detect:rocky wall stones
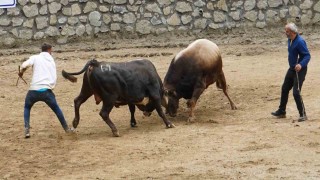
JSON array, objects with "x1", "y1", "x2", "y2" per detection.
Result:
[
  {"x1": 0, "y1": 0, "x2": 319, "y2": 43},
  {"x1": 22, "y1": 5, "x2": 39, "y2": 18}
]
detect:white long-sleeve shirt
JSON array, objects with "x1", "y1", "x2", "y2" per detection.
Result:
[{"x1": 21, "y1": 52, "x2": 57, "y2": 90}]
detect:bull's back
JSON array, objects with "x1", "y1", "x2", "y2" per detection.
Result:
[
  {"x1": 123, "y1": 59, "x2": 160, "y2": 83},
  {"x1": 125, "y1": 59, "x2": 157, "y2": 73},
  {"x1": 164, "y1": 39, "x2": 223, "y2": 98},
  {"x1": 174, "y1": 39, "x2": 222, "y2": 72},
  {"x1": 90, "y1": 59, "x2": 162, "y2": 105},
  {"x1": 99, "y1": 59, "x2": 157, "y2": 77},
  {"x1": 116, "y1": 59, "x2": 161, "y2": 92}
]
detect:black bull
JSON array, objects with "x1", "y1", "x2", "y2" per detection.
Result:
[{"x1": 62, "y1": 59, "x2": 174, "y2": 137}]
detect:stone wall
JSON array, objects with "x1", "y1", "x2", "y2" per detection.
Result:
[{"x1": 1, "y1": 0, "x2": 320, "y2": 46}]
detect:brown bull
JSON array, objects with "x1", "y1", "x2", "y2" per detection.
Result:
[{"x1": 163, "y1": 39, "x2": 237, "y2": 122}]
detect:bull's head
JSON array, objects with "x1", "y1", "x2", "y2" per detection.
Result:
[{"x1": 164, "y1": 88, "x2": 179, "y2": 117}]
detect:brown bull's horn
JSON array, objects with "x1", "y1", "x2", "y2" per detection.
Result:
[{"x1": 172, "y1": 90, "x2": 177, "y2": 97}]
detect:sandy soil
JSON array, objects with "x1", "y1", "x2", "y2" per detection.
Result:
[{"x1": 1, "y1": 29, "x2": 320, "y2": 179}]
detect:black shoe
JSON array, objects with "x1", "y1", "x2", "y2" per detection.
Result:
[
  {"x1": 298, "y1": 115, "x2": 308, "y2": 122},
  {"x1": 271, "y1": 109, "x2": 286, "y2": 118},
  {"x1": 25, "y1": 128, "x2": 30, "y2": 139}
]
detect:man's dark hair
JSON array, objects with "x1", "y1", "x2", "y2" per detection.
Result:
[{"x1": 41, "y1": 43, "x2": 52, "y2": 52}]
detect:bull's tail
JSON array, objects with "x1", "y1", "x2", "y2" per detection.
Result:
[{"x1": 62, "y1": 59, "x2": 99, "y2": 83}]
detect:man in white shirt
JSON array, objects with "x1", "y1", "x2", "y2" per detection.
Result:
[{"x1": 19, "y1": 43, "x2": 73, "y2": 138}]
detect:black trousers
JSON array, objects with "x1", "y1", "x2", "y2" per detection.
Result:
[{"x1": 279, "y1": 67, "x2": 307, "y2": 116}]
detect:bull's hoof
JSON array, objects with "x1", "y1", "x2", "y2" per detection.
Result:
[
  {"x1": 187, "y1": 100, "x2": 195, "y2": 108},
  {"x1": 130, "y1": 122, "x2": 137, "y2": 128},
  {"x1": 167, "y1": 123, "x2": 175, "y2": 128},
  {"x1": 230, "y1": 103, "x2": 237, "y2": 110},
  {"x1": 72, "y1": 121, "x2": 79, "y2": 129},
  {"x1": 187, "y1": 116, "x2": 195, "y2": 123},
  {"x1": 112, "y1": 130, "x2": 120, "y2": 137}
]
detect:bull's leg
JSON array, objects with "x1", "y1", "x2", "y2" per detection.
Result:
[
  {"x1": 128, "y1": 104, "x2": 137, "y2": 127},
  {"x1": 73, "y1": 74, "x2": 93, "y2": 128},
  {"x1": 150, "y1": 92, "x2": 175, "y2": 128},
  {"x1": 73, "y1": 93, "x2": 92, "y2": 128},
  {"x1": 187, "y1": 78, "x2": 206, "y2": 122},
  {"x1": 217, "y1": 71, "x2": 237, "y2": 110},
  {"x1": 100, "y1": 104, "x2": 119, "y2": 137},
  {"x1": 155, "y1": 101, "x2": 175, "y2": 128}
]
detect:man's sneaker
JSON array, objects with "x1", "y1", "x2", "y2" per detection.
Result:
[
  {"x1": 25, "y1": 128, "x2": 30, "y2": 138},
  {"x1": 271, "y1": 109, "x2": 286, "y2": 118},
  {"x1": 298, "y1": 115, "x2": 308, "y2": 122},
  {"x1": 65, "y1": 127, "x2": 75, "y2": 133}
]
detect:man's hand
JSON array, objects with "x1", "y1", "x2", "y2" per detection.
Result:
[
  {"x1": 295, "y1": 64, "x2": 302, "y2": 72},
  {"x1": 16, "y1": 66, "x2": 28, "y2": 86},
  {"x1": 18, "y1": 72, "x2": 23, "y2": 77},
  {"x1": 18, "y1": 67, "x2": 26, "y2": 77}
]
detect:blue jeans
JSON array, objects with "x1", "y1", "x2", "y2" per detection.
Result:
[{"x1": 24, "y1": 89, "x2": 68, "y2": 130}]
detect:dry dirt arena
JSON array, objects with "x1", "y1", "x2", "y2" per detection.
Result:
[{"x1": 1, "y1": 29, "x2": 320, "y2": 179}]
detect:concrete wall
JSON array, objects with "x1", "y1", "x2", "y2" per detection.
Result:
[{"x1": 1, "y1": 0, "x2": 320, "y2": 46}]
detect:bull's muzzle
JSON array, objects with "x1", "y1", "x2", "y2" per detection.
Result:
[
  {"x1": 168, "y1": 112, "x2": 177, "y2": 117},
  {"x1": 143, "y1": 111, "x2": 152, "y2": 117}
]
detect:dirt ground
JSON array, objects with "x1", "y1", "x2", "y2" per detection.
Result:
[{"x1": 1, "y1": 28, "x2": 320, "y2": 179}]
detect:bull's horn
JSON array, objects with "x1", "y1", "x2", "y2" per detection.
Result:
[{"x1": 164, "y1": 89, "x2": 169, "y2": 96}]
